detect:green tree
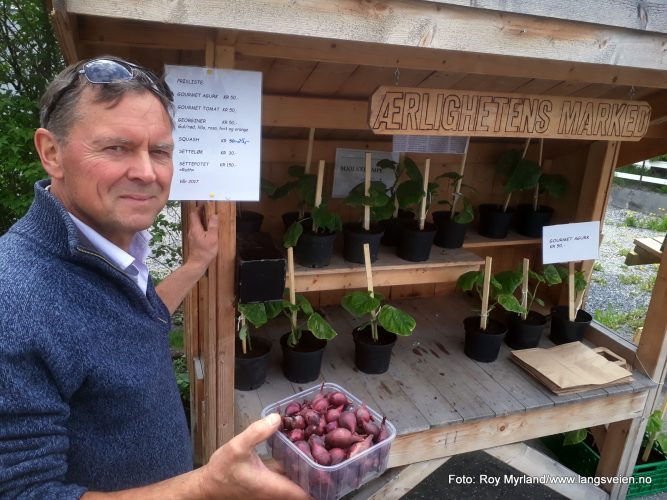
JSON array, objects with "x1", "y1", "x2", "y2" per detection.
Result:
[{"x1": 0, "y1": 1, "x2": 65, "y2": 234}]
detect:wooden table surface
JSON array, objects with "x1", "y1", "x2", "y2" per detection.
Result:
[{"x1": 235, "y1": 294, "x2": 655, "y2": 456}]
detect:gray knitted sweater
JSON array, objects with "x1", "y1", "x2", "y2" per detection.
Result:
[{"x1": 0, "y1": 180, "x2": 192, "y2": 498}]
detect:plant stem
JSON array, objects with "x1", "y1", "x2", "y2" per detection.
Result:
[
  {"x1": 451, "y1": 137, "x2": 470, "y2": 219},
  {"x1": 502, "y1": 192, "x2": 512, "y2": 213}
]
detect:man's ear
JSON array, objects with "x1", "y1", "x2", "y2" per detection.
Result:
[{"x1": 34, "y1": 128, "x2": 64, "y2": 179}]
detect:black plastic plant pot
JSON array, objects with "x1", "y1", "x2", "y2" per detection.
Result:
[
  {"x1": 343, "y1": 222, "x2": 384, "y2": 264},
  {"x1": 463, "y1": 316, "x2": 508, "y2": 362},
  {"x1": 514, "y1": 204, "x2": 554, "y2": 238},
  {"x1": 235, "y1": 337, "x2": 271, "y2": 391},
  {"x1": 380, "y1": 210, "x2": 415, "y2": 246},
  {"x1": 294, "y1": 230, "x2": 337, "y2": 268},
  {"x1": 432, "y1": 210, "x2": 470, "y2": 249},
  {"x1": 280, "y1": 331, "x2": 327, "y2": 383},
  {"x1": 549, "y1": 305, "x2": 593, "y2": 345},
  {"x1": 281, "y1": 211, "x2": 311, "y2": 231},
  {"x1": 396, "y1": 221, "x2": 436, "y2": 262},
  {"x1": 352, "y1": 325, "x2": 397, "y2": 374},
  {"x1": 477, "y1": 204, "x2": 514, "y2": 239},
  {"x1": 505, "y1": 311, "x2": 547, "y2": 350},
  {"x1": 236, "y1": 210, "x2": 264, "y2": 234}
]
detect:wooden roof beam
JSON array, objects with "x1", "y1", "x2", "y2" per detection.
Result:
[{"x1": 66, "y1": 0, "x2": 667, "y2": 81}]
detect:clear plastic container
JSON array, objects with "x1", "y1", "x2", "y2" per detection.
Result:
[{"x1": 261, "y1": 382, "x2": 396, "y2": 500}]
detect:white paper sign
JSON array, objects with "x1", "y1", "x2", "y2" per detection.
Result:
[
  {"x1": 542, "y1": 221, "x2": 600, "y2": 264},
  {"x1": 164, "y1": 65, "x2": 262, "y2": 201},
  {"x1": 332, "y1": 149, "x2": 399, "y2": 198}
]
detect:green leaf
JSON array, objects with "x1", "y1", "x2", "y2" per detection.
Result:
[
  {"x1": 453, "y1": 198, "x2": 474, "y2": 224},
  {"x1": 535, "y1": 297, "x2": 545, "y2": 307},
  {"x1": 497, "y1": 294, "x2": 527, "y2": 314},
  {"x1": 238, "y1": 303, "x2": 268, "y2": 328},
  {"x1": 263, "y1": 300, "x2": 284, "y2": 320},
  {"x1": 295, "y1": 174, "x2": 317, "y2": 207},
  {"x1": 435, "y1": 171, "x2": 462, "y2": 183},
  {"x1": 372, "y1": 201, "x2": 395, "y2": 222},
  {"x1": 563, "y1": 429, "x2": 588, "y2": 446},
  {"x1": 496, "y1": 149, "x2": 523, "y2": 178},
  {"x1": 377, "y1": 158, "x2": 398, "y2": 171},
  {"x1": 312, "y1": 204, "x2": 342, "y2": 233},
  {"x1": 494, "y1": 270, "x2": 524, "y2": 295},
  {"x1": 341, "y1": 291, "x2": 381, "y2": 318},
  {"x1": 377, "y1": 304, "x2": 416, "y2": 336},
  {"x1": 307, "y1": 312, "x2": 337, "y2": 340},
  {"x1": 555, "y1": 265, "x2": 569, "y2": 281},
  {"x1": 238, "y1": 323, "x2": 249, "y2": 342},
  {"x1": 260, "y1": 178, "x2": 277, "y2": 197},
  {"x1": 528, "y1": 269, "x2": 545, "y2": 284},
  {"x1": 297, "y1": 294, "x2": 314, "y2": 315},
  {"x1": 540, "y1": 174, "x2": 569, "y2": 199},
  {"x1": 283, "y1": 221, "x2": 303, "y2": 248},
  {"x1": 489, "y1": 276, "x2": 503, "y2": 292},
  {"x1": 503, "y1": 159, "x2": 542, "y2": 193},
  {"x1": 543, "y1": 264, "x2": 562, "y2": 286},
  {"x1": 404, "y1": 157, "x2": 422, "y2": 182},
  {"x1": 396, "y1": 179, "x2": 425, "y2": 209},
  {"x1": 647, "y1": 410, "x2": 663, "y2": 434},
  {"x1": 574, "y1": 271, "x2": 588, "y2": 293},
  {"x1": 456, "y1": 271, "x2": 483, "y2": 292},
  {"x1": 270, "y1": 180, "x2": 297, "y2": 200}
]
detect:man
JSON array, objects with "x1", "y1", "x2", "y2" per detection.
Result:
[{"x1": 0, "y1": 57, "x2": 307, "y2": 499}]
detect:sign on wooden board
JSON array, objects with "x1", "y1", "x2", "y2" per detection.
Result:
[
  {"x1": 542, "y1": 221, "x2": 600, "y2": 264},
  {"x1": 369, "y1": 86, "x2": 651, "y2": 141}
]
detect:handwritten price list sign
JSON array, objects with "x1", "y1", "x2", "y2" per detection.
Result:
[
  {"x1": 165, "y1": 65, "x2": 262, "y2": 201},
  {"x1": 542, "y1": 221, "x2": 600, "y2": 264}
]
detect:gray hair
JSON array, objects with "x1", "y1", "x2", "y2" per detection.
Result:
[{"x1": 39, "y1": 56, "x2": 174, "y2": 143}]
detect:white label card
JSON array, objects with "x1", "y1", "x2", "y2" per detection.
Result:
[
  {"x1": 332, "y1": 149, "x2": 399, "y2": 198},
  {"x1": 542, "y1": 221, "x2": 600, "y2": 264},
  {"x1": 165, "y1": 65, "x2": 262, "y2": 201}
]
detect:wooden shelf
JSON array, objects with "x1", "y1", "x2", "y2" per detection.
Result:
[
  {"x1": 294, "y1": 246, "x2": 483, "y2": 292},
  {"x1": 462, "y1": 231, "x2": 541, "y2": 248}
]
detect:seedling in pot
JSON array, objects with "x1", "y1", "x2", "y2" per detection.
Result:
[
  {"x1": 344, "y1": 153, "x2": 393, "y2": 229},
  {"x1": 341, "y1": 244, "x2": 416, "y2": 342},
  {"x1": 515, "y1": 260, "x2": 563, "y2": 319},
  {"x1": 283, "y1": 160, "x2": 342, "y2": 248},
  {"x1": 435, "y1": 137, "x2": 475, "y2": 223},
  {"x1": 237, "y1": 300, "x2": 283, "y2": 355},
  {"x1": 527, "y1": 139, "x2": 569, "y2": 211},
  {"x1": 496, "y1": 139, "x2": 542, "y2": 212},
  {"x1": 554, "y1": 263, "x2": 588, "y2": 321},
  {"x1": 376, "y1": 155, "x2": 438, "y2": 219},
  {"x1": 456, "y1": 257, "x2": 528, "y2": 330}
]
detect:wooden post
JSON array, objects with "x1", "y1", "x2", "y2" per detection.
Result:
[{"x1": 568, "y1": 262, "x2": 576, "y2": 321}]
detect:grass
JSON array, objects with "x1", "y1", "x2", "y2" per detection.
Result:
[
  {"x1": 592, "y1": 275, "x2": 607, "y2": 285},
  {"x1": 594, "y1": 307, "x2": 647, "y2": 332},
  {"x1": 624, "y1": 209, "x2": 667, "y2": 232},
  {"x1": 619, "y1": 248, "x2": 630, "y2": 257},
  {"x1": 619, "y1": 274, "x2": 643, "y2": 285},
  {"x1": 641, "y1": 275, "x2": 657, "y2": 293},
  {"x1": 593, "y1": 262, "x2": 603, "y2": 272}
]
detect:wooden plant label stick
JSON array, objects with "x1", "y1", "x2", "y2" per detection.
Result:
[
  {"x1": 305, "y1": 127, "x2": 315, "y2": 174},
  {"x1": 503, "y1": 138, "x2": 531, "y2": 212},
  {"x1": 314, "y1": 160, "x2": 325, "y2": 208},
  {"x1": 480, "y1": 256, "x2": 492, "y2": 331},
  {"x1": 363, "y1": 243, "x2": 374, "y2": 296},
  {"x1": 363, "y1": 152, "x2": 372, "y2": 231},
  {"x1": 419, "y1": 158, "x2": 430, "y2": 230},
  {"x1": 568, "y1": 261, "x2": 576, "y2": 321},
  {"x1": 521, "y1": 258, "x2": 529, "y2": 320},
  {"x1": 287, "y1": 247, "x2": 297, "y2": 327},
  {"x1": 450, "y1": 137, "x2": 470, "y2": 219},
  {"x1": 533, "y1": 138, "x2": 544, "y2": 211}
]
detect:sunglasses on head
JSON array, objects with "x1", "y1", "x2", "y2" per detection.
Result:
[{"x1": 43, "y1": 58, "x2": 174, "y2": 128}]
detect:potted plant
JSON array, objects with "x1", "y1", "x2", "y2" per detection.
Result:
[
  {"x1": 505, "y1": 261, "x2": 562, "y2": 349},
  {"x1": 456, "y1": 257, "x2": 527, "y2": 362},
  {"x1": 432, "y1": 171, "x2": 475, "y2": 248},
  {"x1": 235, "y1": 300, "x2": 283, "y2": 391},
  {"x1": 375, "y1": 156, "x2": 421, "y2": 246},
  {"x1": 478, "y1": 141, "x2": 541, "y2": 239},
  {"x1": 341, "y1": 289, "x2": 416, "y2": 374},
  {"x1": 549, "y1": 265, "x2": 592, "y2": 345},
  {"x1": 264, "y1": 164, "x2": 317, "y2": 229},
  {"x1": 515, "y1": 172, "x2": 569, "y2": 238},
  {"x1": 395, "y1": 158, "x2": 439, "y2": 262},
  {"x1": 342, "y1": 168, "x2": 393, "y2": 263},
  {"x1": 283, "y1": 161, "x2": 342, "y2": 268}
]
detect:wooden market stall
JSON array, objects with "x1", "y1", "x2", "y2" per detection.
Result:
[{"x1": 48, "y1": 1, "x2": 667, "y2": 498}]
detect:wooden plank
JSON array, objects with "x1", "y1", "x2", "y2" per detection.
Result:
[
  {"x1": 486, "y1": 443, "x2": 608, "y2": 500},
  {"x1": 575, "y1": 141, "x2": 620, "y2": 222},
  {"x1": 262, "y1": 95, "x2": 368, "y2": 130},
  {"x1": 634, "y1": 237, "x2": 663, "y2": 258},
  {"x1": 47, "y1": 1, "x2": 79, "y2": 64},
  {"x1": 370, "y1": 86, "x2": 650, "y2": 141},
  {"x1": 67, "y1": 2, "x2": 667, "y2": 86},
  {"x1": 387, "y1": 390, "x2": 648, "y2": 468},
  {"x1": 422, "y1": 0, "x2": 667, "y2": 34},
  {"x1": 298, "y1": 62, "x2": 358, "y2": 96}
]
